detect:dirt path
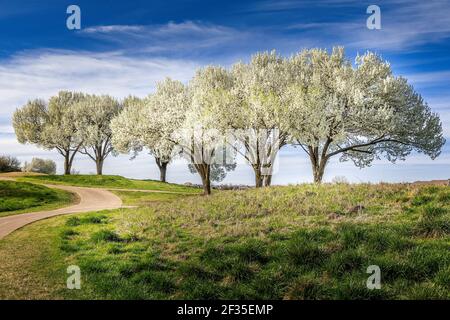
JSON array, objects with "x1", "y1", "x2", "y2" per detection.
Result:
[{"x1": 0, "y1": 184, "x2": 122, "y2": 240}]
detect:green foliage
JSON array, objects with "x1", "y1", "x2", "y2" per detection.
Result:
[{"x1": 0, "y1": 181, "x2": 73, "y2": 216}]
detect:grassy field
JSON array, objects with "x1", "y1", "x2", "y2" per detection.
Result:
[
  {"x1": 112, "y1": 190, "x2": 197, "y2": 206},
  {"x1": 19, "y1": 174, "x2": 200, "y2": 194},
  {"x1": 0, "y1": 183, "x2": 449, "y2": 299},
  {"x1": 0, "y1": 180, "x2": 76, "y2": 217},
  {"x1": 0, "y1": 215, "x2": 68, "y2": 299}
]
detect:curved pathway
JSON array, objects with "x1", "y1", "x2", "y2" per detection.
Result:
[{"x1": 0, "y1": 184, "x2": 122, "y2": 240}]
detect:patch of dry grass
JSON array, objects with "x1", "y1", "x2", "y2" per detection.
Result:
[{"x1": 124, "y1": 183, "x2": 420, "y2": 240}]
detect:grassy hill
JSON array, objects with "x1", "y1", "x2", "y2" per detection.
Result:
[
  {"x1": 0, "y1": 183, "x2": 448, "y2": 299},
  {"x1": 19, "y1": 174, "x2": 200, "y2": 194},
  {"x1": 0, "y1": 180, "x2": 75, "y2": 217}
]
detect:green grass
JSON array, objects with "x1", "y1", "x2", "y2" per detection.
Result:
[
  {"x1": 0, "y1": 183, "x2": 449, "y2": 299},
  {"x1": 0, "y1": 222, "x2": 64, "y2": 299},
  {"x1": 112, "y1": 190, "x2": 197, "y2": 206},
  {"x1": 0, "y1": 181, "x2": 76, "y2": 217},
  {"x1": 19, "y1": 174, "x2": 200, "y2": 194}
]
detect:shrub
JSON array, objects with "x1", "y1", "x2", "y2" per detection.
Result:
[
  {"x1": 22, "y1": 158, "x2": 56, "y2": 174},
  {"x1": 0, "y1": 155, "x2": 21, "y2": 173}
]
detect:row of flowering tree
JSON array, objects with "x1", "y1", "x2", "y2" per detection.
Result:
[{"x1": 13, "y1": 47, "x2": 445, "y2": 195}]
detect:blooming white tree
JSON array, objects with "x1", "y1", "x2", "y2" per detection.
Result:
[
  {"x1": 177, "y1": 67, "x2": 237, "y2": 195},
  {"x1": 111, "y1": 82, "x2": 184, "y2": 182},
  {"x1": 142, "y1": 79, "x2": 190, "y2": 182},
  {"x1": 220, "y1": 51, "x2": 292, "y2": 187},
  {"x1": 110, "y1": 96, "x2": 145, "y2": 158},
  {"x1": 13, "y1": 91, "x2": 85, "y2": 174},
  {"x1": 287, "y1": 47, "x2": 445, "y2": 183},
  {"x1": 14, "y1": 48, "x2": 444, "y2": 185},
  {"x1": 75, "y1": 94, "x2": 121, "y2": 175}
]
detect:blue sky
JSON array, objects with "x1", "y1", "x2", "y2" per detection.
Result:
[{"x1": 0, "y1": 0, "x2": 449, "y2": 184}]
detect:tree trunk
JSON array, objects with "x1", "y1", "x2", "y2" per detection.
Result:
[
  {"x1": 263, "y1": 174, "x2": 272, "y2": 187},
  {"x1": 312, "y1": 160, "x2": 327, "y2": 183},
  {"x1": 253, "y1": 165, "x2": 263, "y2": 188},
  {"x1": 155, "y1": 158, "x2": 169, "y2": 182},
  {"x1": 159, "y1": 162, "x2": 168, "y2": 182},
  {"x1": 196, "y1": 163, "x2": 211, "y2": 195},
  {"x1": 202, "y1": 174, "x2": 211, "y2": 195},
  {"x1": 64, "y1": 153, "x2": 71, "y2": 175},
  {"x1": 96, "y1": 158, "x2": 104, "y2": 175},
  {"x1": 308, "y1": 145, "x2": 327, "y2": 184},
  {"x1": 59, "y1": 144, "x2": 82, "y2": 175}
]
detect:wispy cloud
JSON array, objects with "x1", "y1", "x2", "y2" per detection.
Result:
[
  {"x1": 82, "y1": 25, "x2": 145, "y2": 33},
  {"x1": 0, "y1": 47, "x2": 202, "y2": 176},
  {"x1": 78, "y1": 21, "x2": 248, "y2": 58},
  {"x1": 404, "y1": 70, "x2": 450, "y2": 87},
  {"x1": 81, "y1": 21, "x2": 234, "y2": 37},
  {"x1": 255, "y1": 0, "x2": 450, "y2": 52},
  {"x1": 348, "y1": 1, "x2": 450, "y2": 51},
  {"x1": 427, "y1": 96, "x2": 450, "y2": 111},
  {"x1": 0, "y1": 49, "x2": 200, "y2": 133},
  {"x1": 244, "y1": 0, "x2": 359, "y2": 14},
  {"x1": 439, "y1": 111, "x2": 450, "y2": 138}
]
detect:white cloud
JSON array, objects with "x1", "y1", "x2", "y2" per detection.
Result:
[
  {"x1": 78, "y1": 21, "x2": 247, "y2": 55},
  {"x1": 0, "y1": 47, "x2": 203, "y2": 180},
  {"x1": 404, "y1": 70, "x2": 450, "y2": 87},
  {"x1": 246, "y1": 0, "x2": 359, "y2": 13},
  {"x1": 437, "y1": 110, "x2": 450, "y2": 138},
  {"x1": 427, "y1": 96, "x2": 450, "y2": 111},
  {"x1": 82, "y1": 25, "x2": 145, "y2": 33},
  {"x1": 0, "y1": 49, "x2": 200, "y2": 132},
  {"x1": 277, "y1": 1, "x2": 450, "y2": 52},
  {"x1": 347, "y1": 1, "x2": 450, "y2": 51}
]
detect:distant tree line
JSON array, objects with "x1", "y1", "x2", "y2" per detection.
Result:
[
  {"x1": 0, "y1": 155, "x2": 21, "y2": 173},
  {"x1": 0, "y1": 155, "x2": 56, "y2": 174}
]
